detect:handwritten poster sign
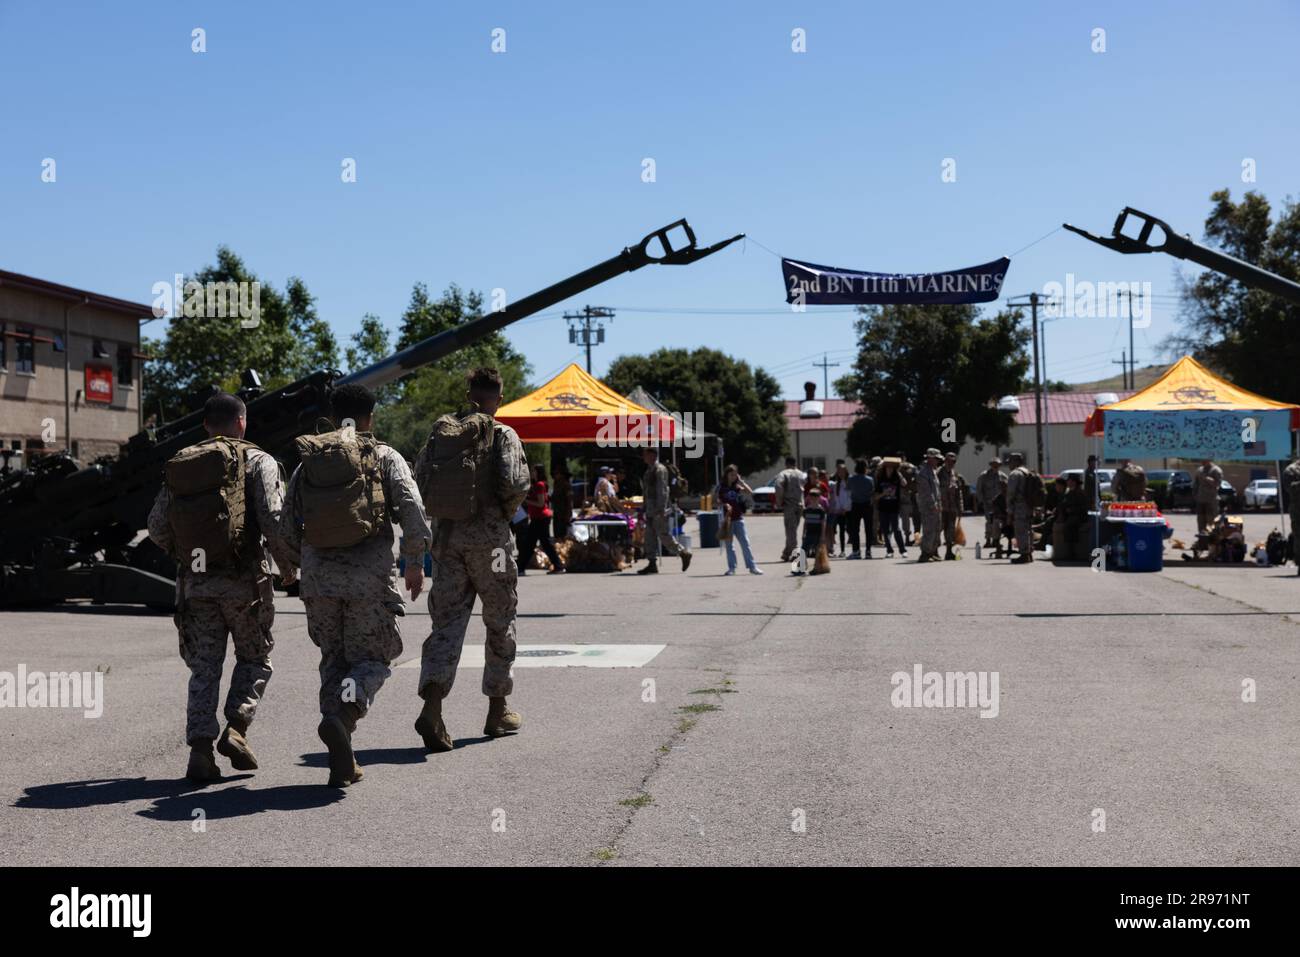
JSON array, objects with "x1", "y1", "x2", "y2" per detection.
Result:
[{"x1": 1103, "y1": 409, "x2": 1290, "y2": 460}]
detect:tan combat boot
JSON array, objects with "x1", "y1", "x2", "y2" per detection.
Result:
[
  {"x1": 186, "y1": 739, "x2": 222, "y2": 783},
  {"x1": 318, "y1": 703, "x2": 364, "y2": 788},
  {"x1": 216, "y1": 717, "x2": 258, "y2": 771},
  {"x1": 484, "y1": 696, "x2": 522, "y2": 737},
  {"x1": 414, "y1": 690, "x2": 454, "y2": 753}
]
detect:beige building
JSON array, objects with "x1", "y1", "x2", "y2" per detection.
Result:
[
  {"x1": 0, "y1": 270, "x2": 153, "y2": 466},
  {"x1": 748, "y1": 385, "x2": 863, "y2": 486}
]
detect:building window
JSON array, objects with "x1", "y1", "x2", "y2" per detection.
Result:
[
  {"x1": 16, "y1": 327, "x2": 36, "y2": 375},
  {"x1": 117, "y1": 345, "x2": 134, "y2": 387},
  {"x1": 93, "y1": 338, "x2": 110, "y2": 359}
]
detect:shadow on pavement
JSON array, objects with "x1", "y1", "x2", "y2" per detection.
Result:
[
  {"x1": 138, "y1": 783, "x2": 344, "y2": 821},
  {"x1": 14, "y1": 775, "x2": 250, "y2": 810}
]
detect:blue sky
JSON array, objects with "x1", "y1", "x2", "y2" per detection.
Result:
[{"x1": 3, "y1": 0, "x2": 1297, "y2": 397}]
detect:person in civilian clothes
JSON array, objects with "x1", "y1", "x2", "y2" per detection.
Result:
[
  {"x1": 875, "y1": 459, "x2": 907, "y2": 557},
  {"x1": 522, "y1": 464, "x2": 565, "y2": 574},
  {"x1": 827, "y1": 461, "x2": 851, "y2": 556},
  {"x1": 845, "y1": 458, "x2": 875, "y2": 559},
  {"x1": 718, "y1": 464, "x2": 763, "y2": 576}
]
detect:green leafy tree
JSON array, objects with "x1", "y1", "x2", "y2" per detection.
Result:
[
  {"x1": 603, "y1": 347, "x2": 787, "y2": 486},
  {"x1": 834, "y1": 303, "x2": 1030, "y2": 459},
  {"x1": 142, "y1": 246, "x2": 338, "y2": 422},
  {"x1": 368, "y1": 284, "x2": 532, "y2": 459},
  {"x1": 1167, "y1": 189, "x2": 1300, "y2": 402}
]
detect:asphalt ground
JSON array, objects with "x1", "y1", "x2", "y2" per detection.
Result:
[{"x1": 1, "y1": 509, "x2": 1297, "y2": 866}]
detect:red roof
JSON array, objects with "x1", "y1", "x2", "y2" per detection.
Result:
[
  {"x1": 783, "y1": 398, "x2": 863, "y2": 431},
  {"x1": 1013, "y1": 391, "x2": 1136, "y2": 426},
  {"x1": 781, "y1": 391, "x2": 1134, "y2": 432}
]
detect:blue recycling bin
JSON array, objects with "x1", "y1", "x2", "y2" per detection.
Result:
[
  {"x1": 1123, "y1": 521, "x2": 1164, "y2": 572},
  {"x1": 697, "y1": 511, "x2": 720, "y2": 549}
]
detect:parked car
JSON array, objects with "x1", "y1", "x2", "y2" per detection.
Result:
[
  {"x1": 1147, "y1": 469, "x2": 1194, "y2": 509},
  {"x1": 1243, "y1": 479, "x2": 1279, "y2": 510},
  {"x1": 751, "y1": 486, "x2": 776, "y2": 513}
]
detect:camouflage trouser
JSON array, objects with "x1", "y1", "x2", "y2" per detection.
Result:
[
  {"x1": 176, "y1": 589, "x2": 274, "y2": 745},
  {"x1": 1012, "y1": 503, "x2": 1032, "y2": 555},
  {"x1": 1196, "y1": 501, "x2": 1217, "y2": 534},
  {"x1": 645, "y1": 511, "x2": 684, "y2": 560},
  {"x1": 942, "y1": 510, "x2": 958, "y2": 548},
  {"x1": 900, "y1": 502, "x2": 915, "y2": 538},
  {"x1": 420, "y1": 527, "x2": 517, "y2": 700},
  {"x1": 984, "y1": 511, "x2": 1001, "y2": 545},
  {"x1": 303, "y1": 597, "x2": 403, "y2": 719},
  {"x1": 920, "y1": 508, "x2": 941, "y2": 557},
  {"x1": 782, "y1": 506, "x2": 801, "y2": 558}
]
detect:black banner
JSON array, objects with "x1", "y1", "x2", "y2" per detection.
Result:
[{"x1": 783, "y1": 255, "x2": 1010, "y2": 305}]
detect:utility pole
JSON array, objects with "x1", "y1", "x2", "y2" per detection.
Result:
[
  {"x1": 1113, "y1": 351, "x2": 1127, "y2": 390},
  {"x1": 563, "y1": 305, "x2": 615, "y2": 373},
  {"x1": 1008, "y1": 293, "x2": 1051, "y2": 475},
  {"x1": 813, "y1": 353, "x2": 840, "y2": 398},
  {"x1": 1125, "y1": 289, "x2": 1135, "y2": 390}
]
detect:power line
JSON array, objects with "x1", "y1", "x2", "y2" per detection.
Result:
[{"x1": 563, "y1": 305, "x2": 614, "y2": 373}]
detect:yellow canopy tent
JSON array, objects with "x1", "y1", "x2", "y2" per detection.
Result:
[
  {"x1": 1084, "y1": 355, "x2": 1299, "y2": 460},
  {"x1": 495, "y1": 363, "x2": 674, "y2": 444}
]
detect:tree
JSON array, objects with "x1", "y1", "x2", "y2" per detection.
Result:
[
  {"x1": 142, "y1": 247, "x2": 338, "y2": 422},
  {"x1": 833, "y1": 303, "x2": 1030, "y2": 459},
  {"x1": 367, "y1": 284, "x2": 532, "y2": 460},
  {"x1": 1166, "y1": 189, "x2": 1300, "y2": 402},
  {"x1": 603, "y1": 348, "x2": 787, "y2": 485}
]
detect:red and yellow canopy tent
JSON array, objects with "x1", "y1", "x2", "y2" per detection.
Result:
[
  {"x1": 1083, "y1": 355, "x2": 1300, "y2": 458},
  {"x1": 496, "y1": 363, "x2": 674, "y2": 444}
]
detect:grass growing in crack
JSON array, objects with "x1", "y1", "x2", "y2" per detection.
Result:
[
  {"x1": 677, "y1": 702, "x2": 721, "y2": 714},
  {"x1": 676, "y1": 718, "x2": 697, "y2": 733},
  {"x1": 618, "y1": 793, "x2": 653, "y2": 809},
  {"x1": 689, "y1": 687, "x2": 737, "y2": 695},
  {"x1": 593, "y1": 848, "x2": 616, "y2": 862}
]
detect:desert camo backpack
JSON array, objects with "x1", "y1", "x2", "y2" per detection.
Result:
[
  {"x1": 165, "y1": 436, "x2": 255, "y2": 570},
  {"x1": 293, "y1": 429, "x2": 387, "y2": 548},
  {"x1": 1024, "y1": 470, "x2": 1047, "y2": 509},
  {"x1": 417, "y1": 412, "x2": 496, "y2": 521}
]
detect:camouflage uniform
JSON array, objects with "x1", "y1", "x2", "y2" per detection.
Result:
[
  {"x1": 974, "y1": 468, "x2": 1007, "y2": 546},
  {"x1": 1285, "y1": 459, "x2": 1300, "y2": 567},
  {"x1": 280, "y1": 439, "x2": 431, "y2": 720},
  {"x1": 1113, "y1": 462, "x2": 1147, "y2": 502},
  {"x1": 147, "y1": 447, "x2": 297, "y2": 745},
  {"x1": 898, "y1": 460, "x2": 917, "y2": 538},
  {"x1": 1007, "y1": 466, "x2": 1032, "y2": 556},
  {"x1": 643, "y1": 458, "x2": 687, "y2": 561},
  {"x1": 416, "y1": 419, "x2": 530, "y2": 700},
  {"x1": 1194, "y1": 462, "x2": 1223, "y2": 534},
  {"x1": 938, "y1": 463, "x2": 962, "y2": 552},
  {"x1": 916, "y1": 462, "x2": 942, "y2": 559},
  {"x1": 774, "y1": 466, "x2": 805, "y2": 560}
]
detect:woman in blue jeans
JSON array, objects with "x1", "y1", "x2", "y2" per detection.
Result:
[{"x1": 718, "y1": 465, "x2": 763, "y2": 575}]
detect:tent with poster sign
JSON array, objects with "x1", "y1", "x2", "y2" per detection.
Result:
[
  {"x1": 1083, "y1": 355, "x2": 1299, "y2": 553},
  {"x1": 1083, "y1": 355, "x2": 1300, "y2": 458}
]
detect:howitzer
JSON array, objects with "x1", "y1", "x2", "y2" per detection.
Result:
[
  {"x1": 1064, "y1": 207, "x2": 1300, "y2": 305},
  {"x1": 0, "y1": 220, "x2": 743, "y2": 609}
]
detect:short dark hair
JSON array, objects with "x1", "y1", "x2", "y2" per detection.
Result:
[
  {"x1": 204, "y1": 392, "x2": 246, "y2": 428},
  {"x1": 467, "y1": 367, "x2": 503, "y2": 394},
  {"x1": 855, "y1": 458, "x2": 867, "y2": 474},
  {"x1": 330, "y1": 383, "x2": 377, "y2": 423},
  {"x1": 785, "y1": 456, "x2": 796, "y2": 467}
]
